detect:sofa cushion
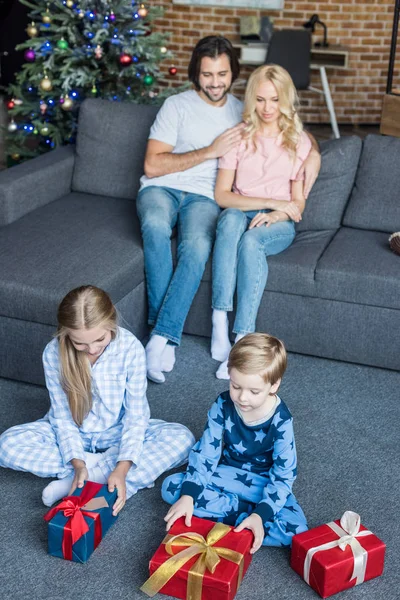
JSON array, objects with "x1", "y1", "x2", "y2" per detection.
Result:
[
  {"x1": 343, "y1": 134, "x2": 400, "y2": 233},
  {"x1": 72, "y1": 99, "x2": 159, "y2": 200},
  {"x1": 200, "y1": 229, "x2": 336, "y2": 297},
  {"x1": 296, "y1": 136, "x2": 362, "y2": 232},
  {"x1": 0, "y1": 192, "x2": 144, "y2": 325},
  {"x1": 315, "y1": 227, "x2": 400, "y2": 310}
]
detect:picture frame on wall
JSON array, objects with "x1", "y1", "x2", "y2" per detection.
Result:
[{"x1": 173, "y1": 0, "x2": 284, "y2": 8}]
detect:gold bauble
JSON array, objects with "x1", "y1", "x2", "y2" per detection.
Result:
[
  {"x1": 138, "y1": 4, "x2": 148, "y2": 17},
  {"x1": 66, "y1": 0, "x2": 74, "y2": 6},
  {"x1": 61, "y1": 95, "x2": 73, "y2": 111},
  {"x1": 40, "y1": 126, "x2": 49, "y2": 135},
  {"x1": 11, "y1": 153, "x2": 20, "y2": 160},
  {"x1": 78, "y1": 10, "x2": 84, "y2": 18},
  {"x1": 160, "y1": 46, "x2": 167, "y2": 54},
  {"x1": 40, "y1": 75, "x2": 53, "y2": 92},
  {"x1": 42, "y1": 9, "x2": 52, "y2": 24},
  {"x1": 26, "y1": 22, "x2": 38, "y2": 38},
  {"x1": 13, "y1": 98, "x2": 23, "y2": 106}
]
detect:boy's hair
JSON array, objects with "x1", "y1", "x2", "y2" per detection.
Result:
[
  {"x1": 188, "y1": 35, "x2": 240, "y2": 90},
  {"x1": 56, "y1": 285, "x2": 117, "y2": 426},
  {"x1": 227, "y1": 333, "x2": 287, "y2": 384}
]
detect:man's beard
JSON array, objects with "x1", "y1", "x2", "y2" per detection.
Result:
[{"x1": 200, "y1": 84, "x2": 230, "y2": 103}]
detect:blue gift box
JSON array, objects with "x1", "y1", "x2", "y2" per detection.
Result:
[{"x1": 44, "y1": 481, "x2": 118, "y2": 563}]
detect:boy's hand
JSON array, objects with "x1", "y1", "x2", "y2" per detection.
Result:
[
  {"x1": 164, "y1": 495, "x2": 194, "y2": 531},
  {"x1": 234, "y1": 513, "x2": 264, "y2": 554}
]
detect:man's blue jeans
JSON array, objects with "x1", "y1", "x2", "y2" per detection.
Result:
[
  {"x1": 137, "y1": 186, "x2": 220, "y2": 345},
  {"x1": 212, "y1": 208, "x2": 296, "y2": 335}
]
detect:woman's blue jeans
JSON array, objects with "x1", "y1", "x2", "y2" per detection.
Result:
[
  {"x1": 137, "y1": 186, "x2": 220, "y2": 345},
  {"x1": 212, "y1": 208, "x2": 296, "y2": 335}
]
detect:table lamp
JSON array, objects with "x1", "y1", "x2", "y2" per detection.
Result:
[{"x1": 303, "y1": 13, "x2": 329, "y2": 47}]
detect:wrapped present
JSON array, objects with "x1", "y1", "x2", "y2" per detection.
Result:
[
  {"x1": 291, "y1": 511, "x2": 385, "y2": 598},
  {"x1": 44, "y1": 480, "x2": 118, "y2": 563},
  {"x1": 141, "y1": 516, "x2": 253, "y2": 600}
]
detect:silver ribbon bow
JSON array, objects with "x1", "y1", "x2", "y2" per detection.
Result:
[{"x1": 304, "y1": 511, "x2": 372, "y2": 586}]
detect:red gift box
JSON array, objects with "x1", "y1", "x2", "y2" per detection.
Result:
[
  {"x1": 141, "y1": 516, "x2": 253, "y2": 600},
  {"x1": 291, "y1": 511, "x2": 385, "y2": 598}
]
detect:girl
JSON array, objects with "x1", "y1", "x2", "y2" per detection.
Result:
[
  {"x1": 211, "y1": 65, "x2": 312, "y2": 379},
  {"x1": 0, "y1": 286, "x2": 194, "y2": 514}
]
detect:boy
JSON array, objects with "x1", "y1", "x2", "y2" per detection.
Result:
[{"x1": 162, "y1": 333, "x2": 307, "y2": 553}]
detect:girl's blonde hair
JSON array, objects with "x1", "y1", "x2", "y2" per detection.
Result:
[
  {"x1": 228, "y1": 333, "x2": 287, "y2": 384},
  {"x1": 242, "y1": 64, "x2": 303, "y2": 157},
  {"x1": 56, "y1": 286, "x2": 117, "y2": 426}
]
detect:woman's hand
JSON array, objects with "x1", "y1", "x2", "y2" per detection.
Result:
[
  {"x1": 234, "y1": 513, "x2": 264, "y2": 554},
  {"x1": 164, "y1": 495, "x2": 194, "y2": 531},
  {"x1": 108, "y1": 460, "x2": 132, "y2": 516},
  {"x1": 300, "y1": 148, "x2": 321, "y2": 199},
  {"x1": 249, "y1": 211, "x2": 286, "y2": 229},
  {"x1": 68, "y1": 459, "x2": 88, "y2": 495}
]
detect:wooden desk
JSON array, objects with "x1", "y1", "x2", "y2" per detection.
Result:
[{"x1": 234, "y1": 44, "x2": 349, "y2": 138}]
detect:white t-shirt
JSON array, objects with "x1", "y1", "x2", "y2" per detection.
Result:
[{"x1": 139, "y1": 89, "x2": 243, "y2": 200}]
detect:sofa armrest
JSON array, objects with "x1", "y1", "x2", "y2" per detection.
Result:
[{"x1": 0, "y1": 145, "x2": 75, "y2": 226}]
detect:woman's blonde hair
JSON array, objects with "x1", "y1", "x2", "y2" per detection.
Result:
[
  {"x1": 56, "y1": 286, "x2": 117, "y2": 426},
  {"x1": 242, "y1": 64, "x2": 303, "y2": 157},
  {"x1": 228, "y1": 333, "x2": 287, "y2": 384}
]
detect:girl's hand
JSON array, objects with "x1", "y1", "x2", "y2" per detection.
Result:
[
  {"x1": 249, "y1": 211, "x2": 283, "y2": 229},
  {"x1": 68, "y1": 459, "x2": 89, "y2": 495},
  {"x1": 108, "y1": 464, "x2": 130, "y2": 516},
  {"x1": 164, "y1": 495, "x2": 194, "y2": 531},
  {"x1": 234, "y1": 513, "x2": 264, "y2": 554}
]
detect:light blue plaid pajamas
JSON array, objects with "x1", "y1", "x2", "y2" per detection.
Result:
[{"x1": 0, "y1": 327, "x2": 194, "y2": 498}]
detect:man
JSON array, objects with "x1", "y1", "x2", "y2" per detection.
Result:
[{"x1": 137, "y1": 36, "x2": 320, "y2": 383}]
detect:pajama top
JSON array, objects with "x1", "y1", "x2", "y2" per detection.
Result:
[
  {"x1": 43, "y1": 326, "x2": 148, "y2": 468},
  {"x1": 181, "y1": 391, "x2": 297, "y2": 524}
]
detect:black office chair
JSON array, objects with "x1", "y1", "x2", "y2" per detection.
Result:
[{"x1": 265, "y1": 29, "x2": 311, "y2": 90}]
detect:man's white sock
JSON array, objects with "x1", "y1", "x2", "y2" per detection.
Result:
[
  {"x1": 161, "y1": 344, "x2": 176, "y2": 373},
  {"x1": 146, "y1": 335, "x2": 167, "y2": 383},
  {"x1": 216, "y1": 359, "x2": 230, "y2": 380},
  {"x1": 211, "y1": 310, "x2": 231, "y2": 362}
]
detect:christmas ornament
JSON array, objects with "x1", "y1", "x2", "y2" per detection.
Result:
[
  {"x1": 389, "y1": 232, "x2": 400, "y2": 256},
  {"x1": 78, "y1": 10, "x2": 84, "y2": 18},
  {"x1": 13, "y1": 98, "x2": 23, "y2": 106},
  {"x1": 57, "y1": 38, "x2": 69, "y2": 50},
  {"x1": 66, "y1": 0, "x2": 74, "y2": 7},
  {"x1": 138, "y1": 4, "x2": 148, "y2": 17},
  {"x1": 11, "y1": 154, "x2": 20, "y2": 160},
  {"x1": 169, "y1": 66, "x2": 177, "y2": 76},
  {"x1": 160, "y1": 46, "x2": 167, "y2": 54},
  {"x1": 40, "y1": 102, "x2": 48, "y2": 115},
  {"x1": 24, "y1": 49, "x2": 36, "y2": 62},
  {"x1": 59, "y1": 95, "x2": 65, "y2": 104},
  {"x1": 40, "y1": 75, "x2": 53, "y2": 92},
  {"x1": 40, "y1": 125, "x2": 49, "y2": 135},
  {"x1": 109, "y1": 11, "x2": 116, "y2": 22},
  {"x1": 119, "y1": 53, "x2": 132, "y2": 66},
  {"x1": 61, "y1": 95, "x2": 73, "y2": 111},
  {"x1": 42, "y1": 9, "x2": 52, "y2": 24},
  {"x1": 33, "y1": 128, "x2": 38, "y2": 135},
  {"x1": 26, "y1": 22, "x2": 38, "y2": 38},
  {"x1": 94, "y1": 45, "x2": 103, "y2": 59},
  {"x1": 7, "y1": 100, "x2": 15, "y2": 109},
  {"x1": 7, "y1": 120, "x2": 18, "y2": 133},
  {"x1": 91, "y1": 84, "x2": 97, "y2": 95},
  {"x1": 143, "y1": 74, "x2": 154, "y2": 86}
]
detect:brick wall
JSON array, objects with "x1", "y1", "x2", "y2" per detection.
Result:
[{"x1": 152, "y1": 0, "x2": 399, "y2": 124}]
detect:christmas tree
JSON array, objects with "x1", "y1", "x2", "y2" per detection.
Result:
[{"x1": 4, "y1": 0, "x2": 174, "y2": 161}]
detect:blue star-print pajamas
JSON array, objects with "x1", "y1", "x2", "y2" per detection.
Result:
[{"x1": 162, "y1": 391, "x2": 307, "y2": 547}]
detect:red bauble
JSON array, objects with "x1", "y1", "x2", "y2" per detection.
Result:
[
  {"x1": 119, "y1": 53, "x2": 133, "y2": 66},
  {"x1": 7, "y1": 100, "x2": 15, "y2": 109},
  {"x1": 169, "y1": 66, "x2": 177, "y2": 76}
]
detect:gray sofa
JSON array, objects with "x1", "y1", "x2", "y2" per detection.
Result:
[{"x1": 1, "y1": 98, "x2": 399, "y2": 385}]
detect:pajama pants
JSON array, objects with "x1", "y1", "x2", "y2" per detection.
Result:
[
  {"x1": 0, "y1": 418, "x2": 195, "y2": 499},
  {"x1": 162, "y1": 464, "x2": 308, "y2": 547}
]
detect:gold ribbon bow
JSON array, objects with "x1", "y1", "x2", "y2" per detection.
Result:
[{"x1": 141, "y1": 523, "x2": 245, "y2": 600}]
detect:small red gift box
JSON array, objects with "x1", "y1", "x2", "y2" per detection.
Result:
[
  {"x1": 291, "y1": 511, "x2": 385, "y2": 598},
  {"x1": 141, "y1": 516, "x2": 253, "y2": 600}
]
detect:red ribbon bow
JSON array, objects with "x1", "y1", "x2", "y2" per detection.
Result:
[{"x1": 44, "y1": 481, "x2": 105, "y2": 560}]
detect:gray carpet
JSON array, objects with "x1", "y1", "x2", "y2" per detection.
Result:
[{"x1": 0, "y1": 334, "x2": 398, "y2": 600}]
